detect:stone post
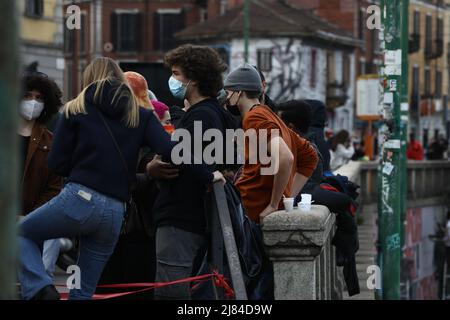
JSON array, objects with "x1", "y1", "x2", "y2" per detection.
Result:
[{"x1": 262, "y1": 205, "x2": 336, "y2": 300}]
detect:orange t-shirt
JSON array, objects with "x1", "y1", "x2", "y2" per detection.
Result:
[{"x1": 236, "y1": 105, "x2": 319, "y2": 223}]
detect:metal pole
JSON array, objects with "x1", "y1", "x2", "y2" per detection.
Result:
[
  {"x1": 213, "y1": 183, "x2": 248, "y2": 300},
  {"x1": 244, "y1": 0, "x2": 250, "y2": 63},
  {"x1": 0, "y1": 0, "x2": 19, "y2": 299},
  {"x1": 400, "y1": 0, "x2": 409, "y2": 268},
  {"x1": 378, "y1": 0, "x2": 404, "y2": 300}
]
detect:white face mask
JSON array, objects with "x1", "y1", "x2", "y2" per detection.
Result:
[{"x1": 20, "y1": 100, "x2": 44, "y2": 121}]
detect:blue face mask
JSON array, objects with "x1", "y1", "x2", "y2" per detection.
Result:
[{"x1": 168, "y1": 76, "x2": 191, "y2": 100}]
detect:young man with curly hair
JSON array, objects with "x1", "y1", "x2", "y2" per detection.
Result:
[{"x1": 149, "y1": 45, "x2": 238, "y2": 300}]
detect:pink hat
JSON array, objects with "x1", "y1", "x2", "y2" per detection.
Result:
[{"x1": 151, "y1": 100, "x2": 169, "y2": 121}]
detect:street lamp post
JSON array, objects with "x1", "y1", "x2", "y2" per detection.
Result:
[{"x1": 244, "y1": 0, "x2": 249, "y2": 63}]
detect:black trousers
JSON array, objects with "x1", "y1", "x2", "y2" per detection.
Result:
[{"x1": 154, "y1": 226, "x2": 206, "y2": 300}]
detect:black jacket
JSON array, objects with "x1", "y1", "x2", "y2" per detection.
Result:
[
  {"x1": 169, "y1": 105, "x2": 186, "y2": 129},
  {"x1": 153, "y1": 98, "x2": 238, "y2": 234},
  {"x1": 323, "y1": 175, "x2": 361, "y2": 297},
  {"x1": 299, "y1": 131, "x2": 324, "y2": 194},
  {"x1": 305, "y1": 100, "x2": 331, "y2": 172},
  {"x1": 49, "y1": 78, "x2": 213, "y2": 202}
]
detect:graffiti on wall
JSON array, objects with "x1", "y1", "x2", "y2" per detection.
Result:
[
  {"x1": 403, "y1": 207, "x2": 446, "y2": 299},
  {"x1": 230, "y1": 38, "x2": 327, "y2": 103},
  {"x1": 266, "y1": 39, "x2": 303, "y2": 102}
]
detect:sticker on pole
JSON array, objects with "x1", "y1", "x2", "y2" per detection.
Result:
[
  {"x1": 382, "y1": 162, "x2": 394, "y2": 176},
  {"x1": 389, "y1": 80, "x2": 398, "y2": 92},
  {"x1": 385, "y1": 65, "x2": 402, "y2": 76},
  {"x1": 384, "y1": 92, "x2": 394, "y2": 104},
  {"x1": 385, "y1": 139, "x2": 401, "y2": 149},
  {"x1": 385, "y1": 50, "x2": 402, "y2": 66}
]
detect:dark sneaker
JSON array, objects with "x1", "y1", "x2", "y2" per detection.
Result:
[{"x1": 31, "y1": 285, "x2": 60, "y2": 300}]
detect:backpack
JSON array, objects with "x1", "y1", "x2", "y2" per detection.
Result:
[{"x1": 191, "y1": 182, "x2": 273, "y2": 300}]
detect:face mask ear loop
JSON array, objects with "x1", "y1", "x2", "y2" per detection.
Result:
[{"x1": 236, "y1": 92, "x2": 242, "y2": 107}]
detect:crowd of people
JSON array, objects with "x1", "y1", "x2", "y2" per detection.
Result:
[
  {"x1": 407, "y1": 131, "x2": 449, "y2": 161},
  {"x1": 16, "y1": 44, "x2": 364, "y2": 300}
]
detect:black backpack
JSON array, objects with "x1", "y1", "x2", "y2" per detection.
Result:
[{"x1": 191, "y1": 182, "x2": 273, "y2": 300}]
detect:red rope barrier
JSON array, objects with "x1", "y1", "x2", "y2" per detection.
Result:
[{"x1": 56, "y1": 271, "x2": 235, "y2": 300}]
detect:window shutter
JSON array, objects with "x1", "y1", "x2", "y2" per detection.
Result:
[
  {"x1": 425, "y1": 15, "x2": 432, "y2": 58},
  {"x1": 38, "y1": 0, "x2": 44, "y2": 16},
  {"x1": 111, "y1": 12, "x2": 118, "y2": 52},
  {"x1": 135, "y1": 13, "x2": 143, "y2": 52},
  {"x1": 153, "y1": 12, "x2": 161, "y2": 51}
]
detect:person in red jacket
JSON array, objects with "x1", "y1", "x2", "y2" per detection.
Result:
[{"x1": 407, "y1": 133, "x2": 424, "y2": 160}]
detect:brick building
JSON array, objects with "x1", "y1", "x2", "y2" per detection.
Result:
[{"x1": 63, "y1": 0, "x2": 207, "y2": 101}]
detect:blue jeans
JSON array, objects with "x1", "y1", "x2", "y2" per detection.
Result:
[
  {"x1": 42, "y1": 238, "x2": 62, "y2": 278},
  {"x1": 19, "y1": 182, "x2": 126, "y2": 300}
]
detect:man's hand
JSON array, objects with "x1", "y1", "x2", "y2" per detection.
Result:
[
  {"x1": 259, "y1": 203, "x2": 279, "y2": 224},
  {"x1": 146, "y1": 155, "x2": 179, "y2": 180},
  {"x1": 212, "y1": 171, "x2": 226, "y2": 185}
]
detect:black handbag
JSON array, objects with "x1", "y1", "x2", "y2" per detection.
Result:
[{"x1": 94, "y1": 107, "x2": 146, "y2": 236}]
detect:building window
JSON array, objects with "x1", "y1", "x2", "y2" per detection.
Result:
[
  {"x1": 358, "y1": 8, "x2": 366, "y2": 42},
  {"x1": 359, "y1": 57, "x2": 366, "y2": 75},
  {"x1": 64, "y1": 24, "x2": 74, "y2": 54},
  {"x1": 310, "y1": 49, "x2": 317, "y2": 88},
  {"x1": 435, "y1": 16, "x2": 444, "y2": 57},
  {"x1": 412, "y1": 66, "x2": 420, "y2": 97},
  {"x1": 200, "y1": 8, "x2": 208, "y2": 22},
  {"x1": 111, "y1": 11, "x2": 142, "y2": 53},
  {"x1": 424, "y1": 67, "x2": 431, "y2": 97},
  {"x1": 435, "y1": 70, "x2": 442, "y2": 98},
  {"x1": 343, "y1": 54, "x2": 351, "y2": 89},
  {"x1": 327, "y1": 52, "x2": 336, "y2": 83},
  {"x1": 257, "y1": 49, "x2": 272, "y2": 73},
  {"x1": 25, "y1": 0, "x2": 44, "y2": 18},
  {"x1": 79, "y1": 13, "x2": 87, "y2": 54},
  {"x1": 154, "y1": 9, "x2": 185, "y2": 52},
  {"x1": 220, "y1": 0, "x2": 228, "y2": 16},
  {"x1": 409, "y1": 9, "x2": 421, "y2": 53},
  {"x1": 65, "y1": 62, "x2": 74, "y2": 101},
  {"x1": 425, "y1": 14, "x2": 432, "y2": 58},
  {"x1": 437, "y1": 17, "x2": 443, "y2": 40},
  {"x1": 413, "y1": 10, "x2": 420, "y2": 35},
  {"x1": 411, "y1": 66, "x2": 420, "y2": 116}
]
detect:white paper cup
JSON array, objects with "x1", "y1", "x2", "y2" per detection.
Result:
[
  {"x1": 283, "y1": 198, "x2": 295, "y2": 212},
  {"x1": 301, "y1": 194, "x2": 312, "y2": 204},
  {"x1": 299, "y1": 203, "x2": 312, "y2": 211}
]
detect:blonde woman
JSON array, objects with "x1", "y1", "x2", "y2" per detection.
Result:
[{"x1": 18, "y1": 57, "x2": 224, "y2": 300}]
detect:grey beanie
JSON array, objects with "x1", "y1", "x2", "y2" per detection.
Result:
[{"x1": 224, "y1": 63, "x2": 263, "y2": 94}]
